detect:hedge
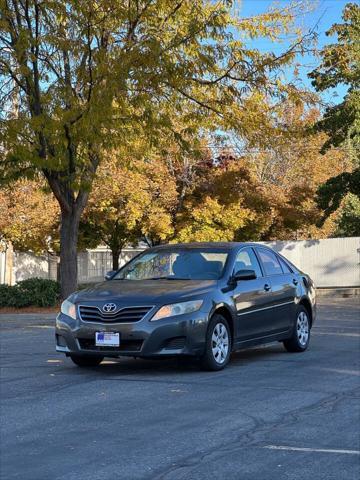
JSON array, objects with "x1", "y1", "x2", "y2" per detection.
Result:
[{"x1": 0, "y1": 278, "x2": 60, "y2": 308}]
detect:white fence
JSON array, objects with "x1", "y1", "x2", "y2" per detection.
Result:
[
  {"x1": 0, "y1": 250, "x2": 58, "y2": 285},
  {"x1": 77, "y1": 248, "x2": 144, "y2": 284},
  {"x1": 261, "y1": 237, "x2": 360, "y2": 288},
  {"x1": 0, "y1": 247, "x2": 143, "y2": 285},
  {"x1": 0, "y1": 238, "x2": 359, "y2": 288}
]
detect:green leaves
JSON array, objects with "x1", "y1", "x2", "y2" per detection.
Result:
[
  {"x1": 309, "y1": 3, "x2": 360, "y2": 229},
  {"x1": 310, "y1": 3, "x2": 360, "y2": 91},
  {"x1": 335, "y1": 193, "x2": 360, "y2": 236},
  {"x1": 0, "y1": 279, "x2": 60, "y2": 308},
  {"x1": 309, "y1": 2, "x2": 360, "y2": 151},
  {"x1": 1, "y1": 0, "x2": 317, "y2": 191}
]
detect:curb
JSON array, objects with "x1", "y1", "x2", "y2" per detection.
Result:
[{"x1": 316, "y1": 288, "x2": 360, "y2": 298}]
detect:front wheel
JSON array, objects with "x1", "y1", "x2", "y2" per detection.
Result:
[
  {"x1": 283, "y1": 306, "x2": 310, "y2": 352},
  {"x1": 201, "y1": 314, "x2": 231, "y2": 371},
  {"x1": 69, "y1": 354, "x2": 104, "y2": 367}
]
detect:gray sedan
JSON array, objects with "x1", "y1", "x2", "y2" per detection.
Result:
[{"x1": 56, "y1": 242, "x2": 316, "y2": 370}]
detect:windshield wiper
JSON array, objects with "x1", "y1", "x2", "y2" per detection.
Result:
[{"x1": 148, "y1": 276, "x2": 190, "y2": 280}]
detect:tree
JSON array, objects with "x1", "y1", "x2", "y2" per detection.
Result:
[
  {"x1": 309, "y1": 2, "x2": 360, "y2": 220},
  {"x1": 0, "y1": 178, "x2": 59, "y2": 253},
  {"x1": 240, "y1": 101, "x2": 351, "y2": 240},
  {"x1": 1, "y1": 0, "x2": 315, "y2": 298},
  {"x1": 335, "y1": 193, "x2": 360, "y2": 236},
  {"x1": 316, "y1": 168, "x2": 360, "y2": 218},
  {"x1": 137, "y1": 159, "x2": 178, "y2": 247},
  {"x1": 80, "y1": 155, "x2": 177, "y2": 270},
  {"x1": 80, "y1": 159, "x2": 149, "y2": 271},
  {"x1": 309, "y1": 2, "x2": 360, "y2": 151},
  {"x1": 175, "y1": 100, "x2": 350, "y2": 243},
  {"x1": 175, "y1": 196, "x2": 254, "y2": 242}
]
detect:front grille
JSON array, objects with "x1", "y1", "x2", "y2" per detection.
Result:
[
  {"x1": 78, "y1": 338, "x2": 143, "y2": 352},
  {"x1": 78, "y1": 305, "x2": 153, "y2": 323},
  {"x1": 164, "y1": 336, "x2": 186, "y2": 350}
]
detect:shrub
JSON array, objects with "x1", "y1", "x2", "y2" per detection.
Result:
[
  {"x1": 0, "y1": 278, "x2": 60, "y2": 308},
  {"x1": 0, "y1": 284, "x2": 14, "y2": 308}
]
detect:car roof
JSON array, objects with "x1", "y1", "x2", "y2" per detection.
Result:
[{"x1": 150, "y1": 242, "x2": 261, "y2": 251}]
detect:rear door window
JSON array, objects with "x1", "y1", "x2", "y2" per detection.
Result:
[
  {"x1": 256, "y1": 248, "x2": 283, "y2": 276},
  {"x1": 278, "y1": 256, "x2": 293, "y2": 274}
]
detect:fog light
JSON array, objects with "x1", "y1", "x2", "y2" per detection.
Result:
[{"x1": 56, "y1": 334, "x2": 67, "y2": 347}]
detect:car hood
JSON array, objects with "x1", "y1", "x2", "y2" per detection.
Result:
[{"x1": 71, "y1": 279, "x2": 217, "y2": 305}]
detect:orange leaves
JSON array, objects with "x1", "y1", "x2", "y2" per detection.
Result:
[{"x1": 0, "y1": 179, "x2": 59, "y2": 253}]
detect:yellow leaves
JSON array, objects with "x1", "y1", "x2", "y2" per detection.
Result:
[
  {"x1": 0, "y1": 179, "x2": 59, "y2": 253},
  {"x1": 141, "y1": 205, "x2": 174, "y2": 241},
  {"x1": 234, "y1": 1, "x2": 301, "y2": 41},
  {"x1": 175, "y1": 196, "x2": 254, "y2": 243},
  {"x1": 84, "y1": 150, "x2": 178, "y2": 247}
]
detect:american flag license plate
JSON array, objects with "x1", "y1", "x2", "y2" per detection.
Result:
[{"x1": 95, "y1": 332, "x2": 120, "y2": 347}]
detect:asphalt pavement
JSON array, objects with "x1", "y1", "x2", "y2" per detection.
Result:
[{"x1": 0, "y1": 298, "x2": 359, "y2": 480}]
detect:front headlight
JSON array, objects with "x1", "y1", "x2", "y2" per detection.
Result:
[
  {"x1": 151, "y1": 300, "x2": 203, "y2": 321},
  {"x1": 60, "y1": 299, "x2": 77, "y2": 320}
]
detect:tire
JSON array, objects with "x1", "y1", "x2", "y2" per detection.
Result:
[
  {"x1": 283, "y1": 305, "x2": 311, "y2": 353},
  {"x1": 201, "y1": 314, "x2": 232, "y2": 371},
  {"x1": 70, "y1": 354, "x2": 104, "y2": 367}
]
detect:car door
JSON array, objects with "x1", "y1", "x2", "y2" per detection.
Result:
[
  {"x1": 255, "y1": 247, "x2": 296, "y2": 333},
  {"x1": 231, "y1": 247, "x2": 274, "y2": 341}
]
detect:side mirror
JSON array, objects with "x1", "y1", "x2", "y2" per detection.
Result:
[
  {"x1": 233, "y1": 269, "x2": 257, "y2": 281},
  {"x1": 105, "y1": 270, "x2": 116, "y2": 281}
]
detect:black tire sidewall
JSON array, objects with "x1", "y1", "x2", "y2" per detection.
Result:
[
  {"x1": 202, "y1": 314, "x2": 231, "y2": 371},
  {"x1": 284, "y1": 305, "x2": 311, "y2": 352}
]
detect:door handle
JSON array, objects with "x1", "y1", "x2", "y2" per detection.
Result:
[
  {"x1": 292, "y1": 279, "x2": 298, "y2": 285},
  {"x1": 264, "y1": 283, "x2": 271, "y2": 291}
]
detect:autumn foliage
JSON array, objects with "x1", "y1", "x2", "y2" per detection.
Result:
[{"x1": 0, "y1": 1, "x2": 358, "y2": 294}]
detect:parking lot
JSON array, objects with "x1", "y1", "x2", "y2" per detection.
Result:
[{"x1": 0, "y1": 297, "x2": 359, "y2": 480}]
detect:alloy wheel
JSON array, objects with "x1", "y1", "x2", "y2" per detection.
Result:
[
  {"x1": 211, "y1": 322, "x2": 229, "y2": 364},
  {"x1": 297, "y1": 311, "x2": 309, "y2": 346}
]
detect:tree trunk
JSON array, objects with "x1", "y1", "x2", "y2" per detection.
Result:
[
  {"x1": 59, "y1": 207, "x2": 82, "y2": 300},
  {"x1": 111, "y1": 247, "x2": 121, "y2": 271}
]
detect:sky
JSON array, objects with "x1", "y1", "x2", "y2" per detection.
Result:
[{"x1": 238, "y1": 0, "x2": 349, "y2": 102}]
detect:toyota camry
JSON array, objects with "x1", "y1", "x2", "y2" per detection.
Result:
[{"x1": 56, "y1": 242, "x2": 316, "y2": 370}]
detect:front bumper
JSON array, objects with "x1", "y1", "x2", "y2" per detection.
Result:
[{"x1": 55, "y1": 308, "x2": 209, "y2": 358}]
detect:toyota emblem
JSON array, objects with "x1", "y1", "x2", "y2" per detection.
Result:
[{"x1": 102, "y1": 303, "x2": 117, "y2": 313}]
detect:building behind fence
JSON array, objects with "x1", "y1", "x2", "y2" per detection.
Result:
[{"x1": 0, "y1": 237, "x2": 359, "y2": 288}]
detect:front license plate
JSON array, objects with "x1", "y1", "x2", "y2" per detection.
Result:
[{"x1": 95, "y1": 332, "x2": 120, "y2": 347}]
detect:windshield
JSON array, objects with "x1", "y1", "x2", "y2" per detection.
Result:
[{"x1": 113, "y1": 249, "x2": 229, "y2": 281}]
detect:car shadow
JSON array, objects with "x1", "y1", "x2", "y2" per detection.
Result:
[{"x1": 63, "y1": 343, "x2": 288, "y2": 377}]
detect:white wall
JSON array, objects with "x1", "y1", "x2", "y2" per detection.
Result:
[
  {"x1": 1, "y1": 238, "x2": 359, "y2": 288},
  {"x1": 0, "y1": 251, "x2": 58, "y2": 284},
  {"x1": 78, "y1": 239, "x2": 360, "y2": 288},
  {"x1": 13, "y1": 252, "x2": 50, "y2": 283},
  {"x1": 261, "y1": 237, "x2": 360, "y2": 288}
]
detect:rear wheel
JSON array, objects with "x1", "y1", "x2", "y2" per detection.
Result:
[
  {"x1": 70, "y1": 354, "x2": 104, "y2": 367},
  {"x1": 283, "y1": 305, "x2": 310, "y2": 352},
  {"x1": 201, "y1": 314, "x2": 231, "y2": 371}
]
